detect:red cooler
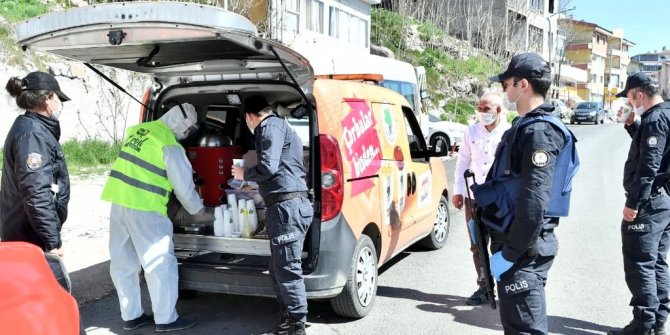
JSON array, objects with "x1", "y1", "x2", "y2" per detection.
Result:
[{"x1": 187, "y1": 146, "x2": 242, "y2": 206}]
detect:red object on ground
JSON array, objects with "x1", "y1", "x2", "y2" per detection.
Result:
[{"x1": 0, "y1": 242, "x2": 80, "y2": 335}]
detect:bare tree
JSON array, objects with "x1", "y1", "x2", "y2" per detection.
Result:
[{"x1": 89, "y1": 69, "x2": 147, "y2": 144}]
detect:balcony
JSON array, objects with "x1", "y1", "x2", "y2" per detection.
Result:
[
  {"x1": 559, "y1": 64, "x2": 588, "y2": 84},
  {"x1": 609, "y1": 48, "x2": 623, "y2": 57}
]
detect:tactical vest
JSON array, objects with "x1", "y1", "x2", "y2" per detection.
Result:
[
  {"x1": 101, "y1": 121, "x2": 178, "y2": 216},
  {"x1": 472, "y1": 114, "x2": 580, "y2": 232}
]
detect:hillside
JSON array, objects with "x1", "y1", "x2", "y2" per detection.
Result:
[{"x1": 371, "y1": 9, "x2": 503, "y2": 124}]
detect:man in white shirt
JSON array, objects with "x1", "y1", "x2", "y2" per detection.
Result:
[{"x1": 452, "y1": 92, "x2": 510, "y2": 305}]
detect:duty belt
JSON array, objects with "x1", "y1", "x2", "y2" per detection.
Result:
[
  {"x1": 651, "y1": 181, "x2": 670, "y2": 198},
  {"x1": 265, "y1": 191, "x2": 308, "y2": 206}
]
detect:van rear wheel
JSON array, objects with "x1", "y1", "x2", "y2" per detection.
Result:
[
  {"x1": 330, "y1": 235, "x2": 377, "y2": 319},
  {"x1": 419, "y1": 195, "x2": 450, "y2": 250}
]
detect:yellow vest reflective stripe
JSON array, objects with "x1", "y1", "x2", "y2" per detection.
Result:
[{"x1": 101, "y1": 121, "x2": 178, "y2": 216}]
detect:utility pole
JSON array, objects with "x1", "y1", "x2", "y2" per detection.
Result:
[{"x1": 546, "y1": 6, "x2": 575, "y2": 100}]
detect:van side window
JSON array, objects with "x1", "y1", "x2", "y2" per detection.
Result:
[{"x1": 401, "y1": 106, "x2": 427, "y2": 161}]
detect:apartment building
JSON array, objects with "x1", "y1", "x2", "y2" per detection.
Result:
[
  {"x1": 247, "y1": 0, "x2": 380, "y2": 72},
  {"x1": 444, "y1": 0, "x2": 561, "y2": 64},
  {"x1": 559, "y1": 19, "x2": 633, "y2": 103},
  {"x1": 630, "y1": 50, "x2": 670, "y2": 79},
  {"x1": 605, "y1": 29, "x2": 634, "y2": 104}
]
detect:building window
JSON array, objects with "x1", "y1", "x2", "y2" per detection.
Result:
[
  {"x1": 529, "y1": 25, "x2": 543, "y2": 53},
  {"x1": 642, "y1": 65, "x2": 662, "y2": 71},
  {"x1": 600, "y1": 75, "x2": 603, "y2": 83},
  {"x1": 329, "y1": 7, "x2": 339, "y2": 38},
  {"x1": 285, "y1": 0, "x2": 300, "y2": 34},
  {"x1": 590, "y1": 74, "x2": 597, "y2": 82},
  {"x1": 607, "y1": 74, "x2": 620, "y2": 86},
  {"x1": 638, "y1": 54, "x2": 659, "y2": 62},
  {"x1": 306, "y1": 0, "x2": 324, "y2": 33},
  {"x1": 529, "y1": 0, "x2": 544, "y2": 13},
  {"x1": 339, "y1": 9, "x2": 349, "y2": 42}
]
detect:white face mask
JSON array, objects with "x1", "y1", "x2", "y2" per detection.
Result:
[
  {"x1": 477, "y1": 112, "x2": 496, "y2": 125},
  {"x1": 49, "y1": 104, "x2": 63, "y2": 121},
  {"x1": 630, "y1": 93, "x2": 646, "y2": 116},
  {"x1": 503, "y1": 91, "x2": 522, "y2": 112}
]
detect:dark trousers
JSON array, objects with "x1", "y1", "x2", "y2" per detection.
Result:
[
  {"x1": 464, "y1": 198, "x2": 485, "y2": 289},
  {"x1": 621, "y1": 193, "x2": 670, "y2": 330},
  {"x1": 495, "y1": 231, "x2": 557, "y2": 335},
  {"x1": 266, "y1": 197, "x2": 313, "y2": 323}
]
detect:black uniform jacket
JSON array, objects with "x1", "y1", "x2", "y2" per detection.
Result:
[
  {"x1": 623, "y1": 102, "x2": 670, "y2": 210},
  {"x1": 495, "y1": 103, "x2": 565, "y2": 261},
  {"x1": 0, "y1": 112, "x2": 70, "y2": 251}
]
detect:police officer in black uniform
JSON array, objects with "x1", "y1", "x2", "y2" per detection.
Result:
[
  {"x1": 473, "y1": 53, "x2": 579, "y2": 334},
  {"x1": 1, "y1": 71, "x2": 72, "y2": 291},
  {"x1": 232, "y1": 95, "x2": 313, "y2": 335},
  {"x1": 608, "y1": 73, "x2": 670, "y2": 335}
]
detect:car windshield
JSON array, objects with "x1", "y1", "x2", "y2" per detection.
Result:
[{"x1": 576, "y1": 102, "x2": 599, "y2": 109}]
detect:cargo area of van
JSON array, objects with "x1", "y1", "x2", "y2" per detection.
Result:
[{"x1": 152, "y1": 82, "x2": 320, "y2": 295}]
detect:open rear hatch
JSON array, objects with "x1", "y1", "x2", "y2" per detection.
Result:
[{"x1": 15, "y1": 1, "x2": 313, "y2": 88}]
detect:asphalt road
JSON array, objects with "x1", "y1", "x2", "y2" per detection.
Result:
[{"x1": 81, "y1": 122, "x2": 635, "y2": 335}]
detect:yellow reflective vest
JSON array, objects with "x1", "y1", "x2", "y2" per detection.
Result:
[{"x1": 101, "y1": 121, "x2": 178, "y2": 216}]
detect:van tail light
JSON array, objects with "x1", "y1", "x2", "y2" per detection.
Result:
[
  {"x1": 320, "y1": 134, "x2": 344, "y2": 221},
  {"x1": 138, "y1": 88, "x2": 151, "y2": 123}
]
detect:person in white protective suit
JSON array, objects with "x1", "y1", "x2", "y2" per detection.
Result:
[{"x1": 100, "y1": 103, "x2": 204, "y2": 333}]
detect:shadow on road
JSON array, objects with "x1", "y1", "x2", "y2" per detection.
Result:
[{"x1": 377, "y1": 285, "x2": 614, "y2": 335}]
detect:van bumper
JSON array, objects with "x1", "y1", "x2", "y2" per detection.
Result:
[{"x1": 177, "y1": 214, "x2": 356, "y2": 300}]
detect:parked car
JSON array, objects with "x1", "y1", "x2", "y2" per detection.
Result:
[
  {"x1": 17, "y1": 1, "x2": 451, "y2": 319},
  {"x1": 548, "y1": 98, "x2": 572, "y2": 120},
  {"x1": 570, "y1": 101, "x2": 605, "y2": 125},
  {"x1": 427, "y1": 113, "x2": 466, "y2": 153}
]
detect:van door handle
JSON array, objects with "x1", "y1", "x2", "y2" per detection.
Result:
[{"x1": 411, "y1": 172, "x2": 417, "y2": 194}]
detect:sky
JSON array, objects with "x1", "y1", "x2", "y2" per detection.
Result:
[{"x1": 571, "y1": 0, "x2": 669, "y2": 55}]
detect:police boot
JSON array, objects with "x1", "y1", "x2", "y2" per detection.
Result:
[
  {"x1": 607, "y1": 323, "x2": 654, "y2": 335},
  {"x1": 288, "y1": 321, "x2": 306, "y2": 335},
  {"x1": 260, "y1": 309, "x2": 290, "y2": 335}
]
